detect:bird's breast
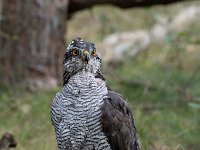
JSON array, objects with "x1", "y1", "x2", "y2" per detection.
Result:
[{"x1": 58, "y1": 73, "x2": 109, "y2": 148}]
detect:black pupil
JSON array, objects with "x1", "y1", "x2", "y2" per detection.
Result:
[{"x1": 73, "y1": 50, "x2": 78, "y2": 55}]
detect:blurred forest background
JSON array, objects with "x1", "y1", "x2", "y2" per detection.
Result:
[{"x1": 0, "y1": 0, "x2": 200, "y2": 150}]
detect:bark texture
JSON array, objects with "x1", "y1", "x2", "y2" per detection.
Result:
[{"x1": 0, "y1": 0, "x2": 68, "y2": 88}]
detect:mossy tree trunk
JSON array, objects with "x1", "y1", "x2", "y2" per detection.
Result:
[{"x1": 0, "y1": 0, "x2": 68, "y2": 89}]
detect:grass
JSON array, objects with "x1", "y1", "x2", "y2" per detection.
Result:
[
  {"x1": 1, "y1": 1, "x2": 200, "y2": 150},
  {"x1": 0, "y1": 88, "x2": 58, "y2": 149}
]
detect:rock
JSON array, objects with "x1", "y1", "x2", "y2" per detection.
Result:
[
  {"x1": 98, "y1": 30, "x2": 151, "y2": 63},
  {"x1": 170, "y1": 6, "x2": 200, "y2": 32},
  {"x1": 150, "y1": 23, "x2": 169, "y2": 41},
  {"x1": 98, "y1": 5, "x2": 200, "y2": 63}
]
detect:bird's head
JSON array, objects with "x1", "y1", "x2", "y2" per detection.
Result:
[{"x1": 63, "y1": 37, "x2": 101, "y2": 75}]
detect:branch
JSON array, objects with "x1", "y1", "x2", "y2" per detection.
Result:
[{"x1": 68, "y1": 0, "x2": 190, "y2": 15}]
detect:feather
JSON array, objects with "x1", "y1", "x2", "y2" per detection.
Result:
[
  {"x1": 52, "y1": 38, "x2": 140, "y2": 150},
  {"x1": 101, "y1": 90, "x2": 140, "y2": 150},
  {"x1": 63, "y1": 69, "x2": 105, "y2": 85},
  {"x1": 63, "y1": 70, "x2": 71, "y2": 85}
]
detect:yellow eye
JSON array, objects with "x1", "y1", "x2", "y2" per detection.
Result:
[
  {"x1": 91, "y1": 50, "x2": 97, "y2": 56},
  {"x1": 72, "y1": 49, "x2": 79, "y2": 56}
]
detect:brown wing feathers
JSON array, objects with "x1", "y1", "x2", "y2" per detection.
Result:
[{"x1": 101, "y1": 90, "x2": 140, "y2": 150}]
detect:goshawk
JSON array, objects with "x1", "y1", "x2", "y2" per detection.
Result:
[{"x1": 51, "y1": 37, "x2": 140, "y2": 150}]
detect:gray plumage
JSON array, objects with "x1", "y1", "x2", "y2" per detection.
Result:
[{"x1": 51, "y1": 37, "x2": 140, "y2": 150}]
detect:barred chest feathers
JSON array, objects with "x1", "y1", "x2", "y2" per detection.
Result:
[{"x1": 54, "y1": 71, "x2": 111, "y2": 150}]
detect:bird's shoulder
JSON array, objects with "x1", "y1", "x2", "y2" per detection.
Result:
[{"x1": 101, "y1": 90, "x2": 140, "y2": 150}]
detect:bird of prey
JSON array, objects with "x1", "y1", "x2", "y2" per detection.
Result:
[
  {"x1": 0, "y1": 133, "x2": 17, "y2": 150},
  {"x1": 51, "y1": 37, "x2": 140, "y2": 150}
]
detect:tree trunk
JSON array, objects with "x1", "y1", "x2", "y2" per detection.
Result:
[{"x1": 0, "y1": 0, "x2": 69, "y2": 89}]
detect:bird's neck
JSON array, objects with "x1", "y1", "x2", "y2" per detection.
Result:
[
  {"x1": 63, "y1": 70, "x2": 107, "y2": 100},
  {"x1": 69, "y1": 71, "x2": 96, "y2": 85}
]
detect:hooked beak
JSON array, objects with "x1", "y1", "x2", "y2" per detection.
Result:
[{"x1": 83, "y1": 50, "x2": 90, "y2": 64}]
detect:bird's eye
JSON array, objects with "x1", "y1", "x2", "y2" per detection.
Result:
[
  {"x1": 91, "y1": 50, "x2": 97, "y2": 56},
  {"x1": 72, "y1": 49, "x2": 79, "y2": 56}
]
